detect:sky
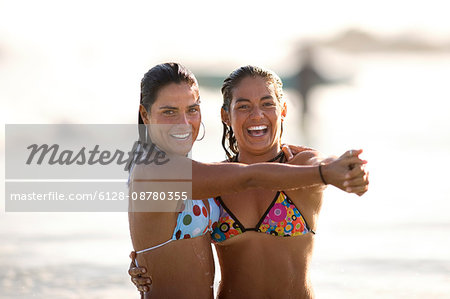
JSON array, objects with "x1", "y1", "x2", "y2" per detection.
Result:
[
  {"x1": 0, "y1": 0, "x2": 449, "y2": 123},
  {"x1": 1, "y1": 0, "x2": 449, "y2": 64}
]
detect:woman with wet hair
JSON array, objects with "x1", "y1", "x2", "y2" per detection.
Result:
[{"x1": 210, "y1": 65, "x2": 368, "y2": 298}]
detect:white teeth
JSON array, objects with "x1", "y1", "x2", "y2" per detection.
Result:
[
  {"x1": 171, "y1": 132, "x2": 190, "y2": 139},
  {"x1": 248, "y1": 125, "x2": 267, "y2": 131},
  {"x1": 247, "y1": 125, "x2": 268, "y2": 137}
]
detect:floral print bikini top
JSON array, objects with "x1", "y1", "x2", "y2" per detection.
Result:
[{"x1": 211, "y1": 191, "x2": 315, "y2": 243}]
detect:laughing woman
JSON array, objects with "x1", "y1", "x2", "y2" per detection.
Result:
[
  {"x1": 128, "y1": 63, "x2": 368, "y2": 298},
  {"x1": 210, "y1": 66, "x2": 368, "y2": 299}
]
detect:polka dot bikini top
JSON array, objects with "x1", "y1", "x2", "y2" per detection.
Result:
[
  {"x1": 171, "y1": 198, "x2": 220, "y2": 240},
  {"x1": 211, "y1": 191, "x2": 315, "y2": 243},
  {"x1": 135, "y1": 198, "x2": 220, "y2": 257}
]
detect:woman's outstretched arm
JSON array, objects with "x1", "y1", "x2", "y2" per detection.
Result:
[
  {"x1": 130, "y1": 149, "x2": 367, "y2": 201},
  {"x1": 191, "y1": 149, "x2": 366, "y2": 199}
]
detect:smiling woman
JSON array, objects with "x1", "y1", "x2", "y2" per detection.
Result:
[
  {"x1": 221, "y1": 75, "x2": 287, "y2": 161},
  {"x1": 140, "y1": 82, "x2": 201, "y2": 156}
]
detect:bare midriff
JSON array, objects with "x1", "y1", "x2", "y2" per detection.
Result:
[{"x1": 215, "y1": 186, "x2": 323, "y2": 299}]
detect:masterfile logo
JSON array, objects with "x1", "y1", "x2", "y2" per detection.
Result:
[{"x1": 4, "y1": 124, "x2": 192, "y2": 212}]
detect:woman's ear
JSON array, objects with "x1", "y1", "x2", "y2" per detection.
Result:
[
  {"x1": 221, "y1": 108, "x2": 231, "y2": 126},
  {"x1": 281, "y1": 101, "x2": 287, "y2": 119},
  {"x1": 139, "y1": 105, "x2": 150, "y2": 124}
]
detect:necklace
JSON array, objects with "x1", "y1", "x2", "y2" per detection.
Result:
[
  {"x1": 266, "y1": 150, "x2": 285, "y2": 162},
  {"x1": 232, "y1": 150, "x2": 285, "y2": 163}
]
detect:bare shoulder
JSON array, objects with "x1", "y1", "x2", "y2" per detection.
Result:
[
  {"x1": 131, "y1": 163, "x2": 159, "y2": 180},
  {"x1": 287, "y1": 148, "x2": 326, "y2": 166},
  {"x1": 131, "y1": 154, "x2": 192, "y2": 181}
]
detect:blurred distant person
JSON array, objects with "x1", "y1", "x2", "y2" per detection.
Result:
[
  {"x1": 295, "y1": 46, "x2": 328, "y2": 136},
  {"x1": 295, "y1": 45, "x2": 352, "y2": 140}
]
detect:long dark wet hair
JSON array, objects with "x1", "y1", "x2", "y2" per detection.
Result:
[{"x1": 220, "y1": 65, "x2": 285, "y2": 161}]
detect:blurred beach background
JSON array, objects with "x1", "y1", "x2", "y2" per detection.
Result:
[{"x1": 1, "y1": 0, "x2": 449, "y2": 298}]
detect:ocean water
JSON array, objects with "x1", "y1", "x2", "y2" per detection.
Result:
[{"x1": 1, "y1": 53, "x2": 450, "y2": 298}]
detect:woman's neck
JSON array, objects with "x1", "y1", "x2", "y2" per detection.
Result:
[{"x1": 236, "y1": 145, "x2": 281, "y2": 164}]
